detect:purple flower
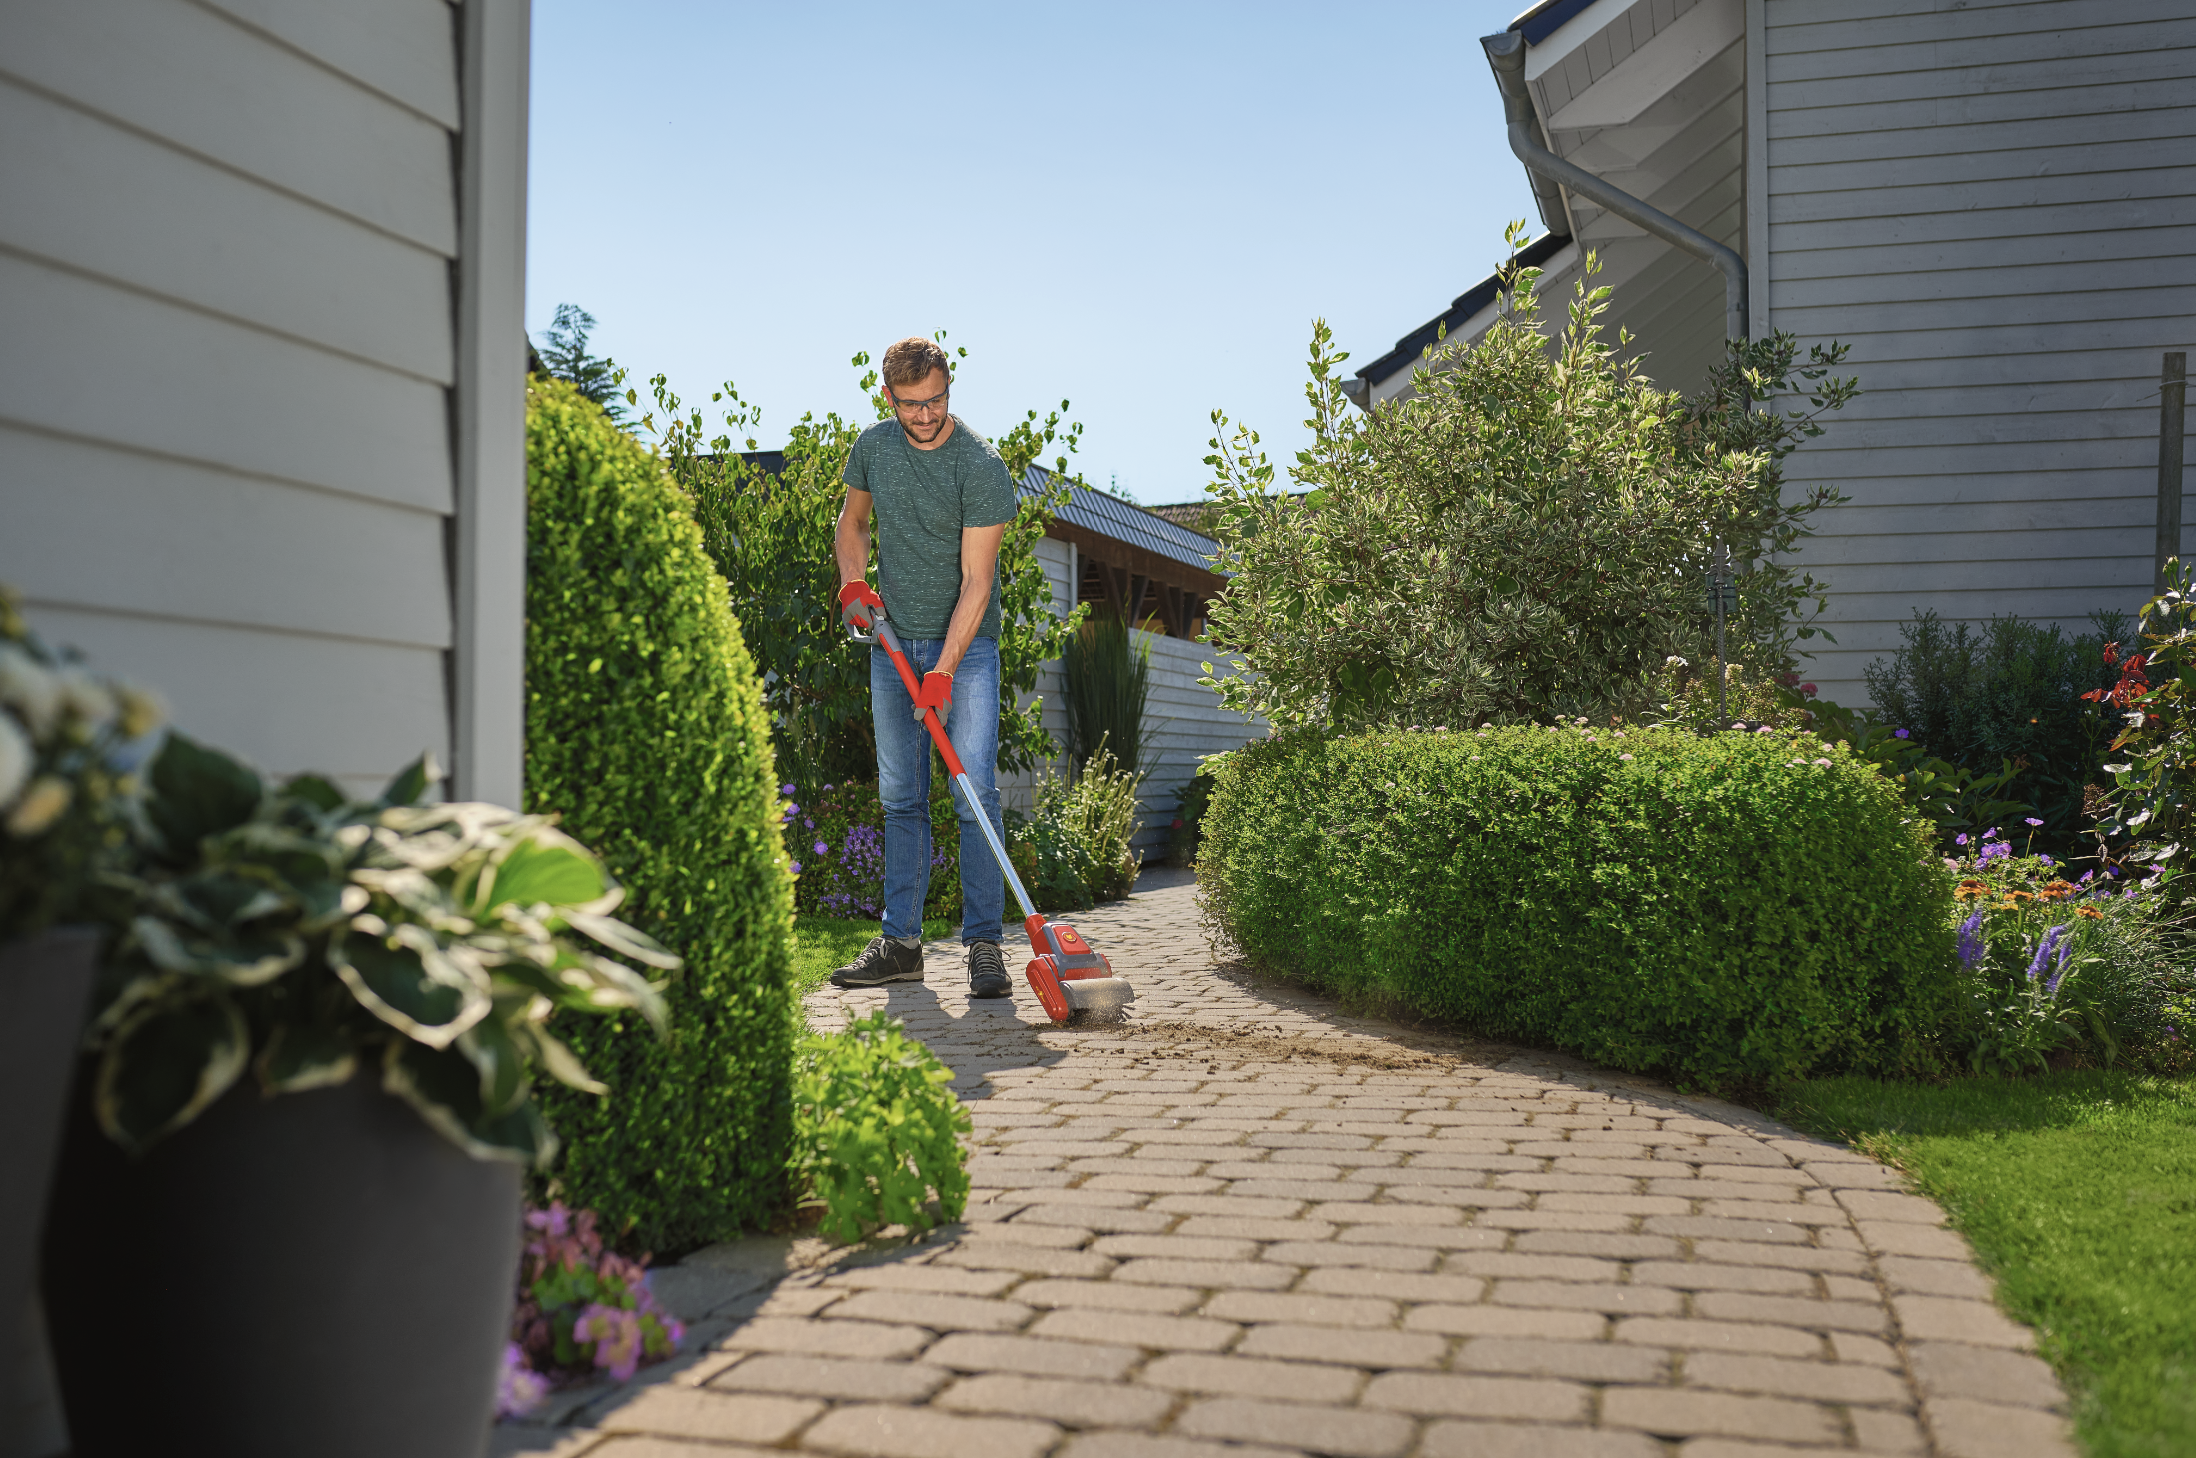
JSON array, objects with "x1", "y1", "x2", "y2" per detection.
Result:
[
  {"x1": 781, "y1": 783, "x2": 796, "y2": 795},
  {"x1": 1895, "y1": 728, "x2": 1910, "y2": 738},
  {"x1": 804, "y1": 817, "x2": 815, "y2": 828},
  {"x1": 814, "y1": 841, "x2": 829, "y2": 855},
  {"x1": 2039, "y1": 855, "x2": 2054, "y2": 867},
  {"x1": 1956, "y1": 908, "x2": 1986, "y2": 970},
  {"x1": 1983, "y1": 827, "x2": 2003, "y2": 841},
  {"x1": 789, "y1": 862, "x2": 802, "y2": 875},
  {"x1": 2025, "y1": 924, "x2": 2069, "y2": 985},
  {"x1": 1956, "y1": 833, "x2": 1971, "y2": 847},
  {"x1": 2025, "y1": 817, "x2": 2044, "y2": 827},
  {"x1": 2080, "y1": 870, "x2": 2095, "y2": 884},
  {"x1": 495, "y1": 1343, "x2": 548, "y2": 1419}
]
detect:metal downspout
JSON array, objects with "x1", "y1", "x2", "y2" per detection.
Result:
[{"x1": 1482, "y1": 31, "x2": 1748, "y2": 341}]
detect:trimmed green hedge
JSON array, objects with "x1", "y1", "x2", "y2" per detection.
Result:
[
  {"x1": 1200, "y1": 724, "x2": 1958, "y2": 1088},
  {"x1": 523, "y1": 378, "x2": 796, "y2": 1253}
]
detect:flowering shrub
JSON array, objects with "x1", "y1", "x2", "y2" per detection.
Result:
[
  {"x1": 1648, "y1": 654, "x2": 1810, "y2": 733},
  {"x1": 786, "y1": 777, "x2": 961, "y2": 923},
  {"x1": 1947, "y1": 831, "x2": 2192, "y2": 1072},
  {"x1": 793, "y1": 1012, "x2": 971, "y2": 1243},
  {"x1": 0, "y1": 583, "x2": 164, "y2": 941},
  {"x1": 501, "y1": 1202, "x2": 685, "y2": 1416},
  {"x1": 1199, "y1": 721, "x2": 1957, "y2": 1089},
  {"x1": 2089, "y1": 562, "x2": 2196, "y2": 894}
]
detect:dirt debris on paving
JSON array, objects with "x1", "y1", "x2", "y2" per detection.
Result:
[{"x1": 495, "y1": 876, "x2": 2076, "y2": 1458}]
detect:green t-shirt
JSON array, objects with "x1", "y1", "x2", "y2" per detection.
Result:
[{"x1": 842, "y1": 415, "x2": 1018, "y2": 639}]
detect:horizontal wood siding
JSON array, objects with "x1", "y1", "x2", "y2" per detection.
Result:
[
  {"x1": 1764, "y1": 0, "x2": 2196, "y2": 704},
  {"x1": 1000, "y1": 538, "x2": 1264, "y2": 860},
  {"x1": 0, "y1": 0, "x2": 463, "y2": 792}
]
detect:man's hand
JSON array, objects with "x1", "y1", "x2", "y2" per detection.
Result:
[
  {"x1": 838, "y1": 581, "x2": 884, "y2": 633},
  {"x1": 911, "y1": 670, "x2": 953, "y2": 723}
]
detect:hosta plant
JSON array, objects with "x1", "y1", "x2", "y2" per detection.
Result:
[
  {"x1": 0, "y1": 582, "x2": 165, "y2": 942},
  {"x1": 87, "y1": 733, "x2": 673, "y2": 1163}
]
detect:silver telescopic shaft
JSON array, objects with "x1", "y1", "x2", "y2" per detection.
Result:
[
  {"x1": 865, "y1": 615, "x2": 1041, "y2": 928},
  {"x1": 952, "y1": 770, "x2": 1039, "y2": 927}
]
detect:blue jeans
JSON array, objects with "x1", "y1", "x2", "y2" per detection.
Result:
[{"x1": 873, "y1": 635, "x2": 1005, "y2": 945}]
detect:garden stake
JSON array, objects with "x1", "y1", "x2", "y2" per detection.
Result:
[{"x1": 849, "y1": 606, "x2": 1134, "y2": 1024}]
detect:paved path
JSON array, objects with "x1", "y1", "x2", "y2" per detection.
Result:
[{"x1": 497, "y1": 875, "x2": 2075, "y2": 1458}]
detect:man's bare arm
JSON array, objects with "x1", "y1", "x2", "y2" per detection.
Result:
[
  {"x1": 935, "y1": 523, "x2": 1007, "y2": 677},
  {"x1": 836, "y1": 489, "x2": 874, "y2": 590}
]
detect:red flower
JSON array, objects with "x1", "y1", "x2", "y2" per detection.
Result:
[
  {"x1": 2103, "y1": 641, "x2": 2120, "y2": 666},
  {"x1": 1799, "y1": 683, "x2": 1818, "y2": 698}
]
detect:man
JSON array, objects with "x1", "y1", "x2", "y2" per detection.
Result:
[{"x1": 829, "y1": 336, "x2": 1018, "y2": 999}]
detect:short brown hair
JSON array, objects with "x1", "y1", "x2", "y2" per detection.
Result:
[{"x1": 882, "y1": 337, "x2": 952, "y2": 390}]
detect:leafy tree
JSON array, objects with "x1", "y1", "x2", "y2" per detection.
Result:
[
  {"x1": 641, "y1": 341, "x2": 1086, "y2": 787},
  {"x1": 535, "y1": 303, "x2": 629, "y2": 426},
  {"x1": 1198, "y1": 225, "x2": 1856, "y2": 730}
]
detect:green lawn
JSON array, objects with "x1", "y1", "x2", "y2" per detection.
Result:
[
  {"x1": 1778, "y1": 1072, "x2": 2196, "y2": 1458},
  {"x1": 790, "y1": 915, "x2": 958, "y2": 997}
]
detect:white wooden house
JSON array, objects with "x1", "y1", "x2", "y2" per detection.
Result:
[
  {"x1": 1, "y1": 0, "x2": 533, "y2": 803},
  {"x1": 1345, "y1": 0, "x2": 2195, "y2": 706},
  {"x1": 1010, "y1": 472, "x2": 1264, "y2": 856}
]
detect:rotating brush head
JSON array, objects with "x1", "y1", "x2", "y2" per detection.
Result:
[{"x1": 1022, "y1": 916, "x2": 1133, "y2": 1025}]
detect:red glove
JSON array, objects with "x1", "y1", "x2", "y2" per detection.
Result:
[
  {"x1": 837, "y1": 581, "x2": 884, "y2": 632},
  {"x1": 911, "y1": 670, "x2": 953, "y2": 723}
]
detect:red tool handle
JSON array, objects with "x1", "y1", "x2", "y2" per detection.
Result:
[{"x1": 867, "y1": 616, "x2": 967, "y2": 778}]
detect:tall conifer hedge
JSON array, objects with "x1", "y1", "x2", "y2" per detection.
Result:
[{"x1": 523, "y1": 378, "x2": 795, "y2": 1252}]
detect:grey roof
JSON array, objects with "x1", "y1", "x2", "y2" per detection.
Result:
[
  {"x1": 1019, "y1": 468, "x2": 1222, "y2": 578},
  {"x1": 1353, "y1": 229, "x2": 1572, "y2": 390}
]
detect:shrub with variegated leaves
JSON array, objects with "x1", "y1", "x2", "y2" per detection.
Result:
[{"x1": 87, "y1": 733, "x2": 674, "y2": 1164}]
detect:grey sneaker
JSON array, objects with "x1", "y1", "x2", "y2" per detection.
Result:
[
  {"x1": 829, "y1": 937, "x2": 925, "y2": 988},
  {"x1": 968, "y1": 941, "x2": 1012, "y2": 999}
]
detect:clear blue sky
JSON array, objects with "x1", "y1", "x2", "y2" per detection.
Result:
[{"x1": 526, "y1": 2, "x2": 1541, "y2": 505}]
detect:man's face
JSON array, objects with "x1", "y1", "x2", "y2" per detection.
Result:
[{"x1": 886, "y1": 369, "x2": 951, "y2": 444}]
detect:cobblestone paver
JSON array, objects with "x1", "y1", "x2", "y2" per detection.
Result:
[{"x1": 496, "y1": 873, "x2": 2075, "y2": 1458}]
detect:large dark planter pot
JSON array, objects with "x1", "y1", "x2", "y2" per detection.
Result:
[
  {"x1": 42, "y1": 1071, "x2": 521, "y2": 1458},
  {"x1": 0, "y1": 928, "x2": 98, "y2": 1332}
]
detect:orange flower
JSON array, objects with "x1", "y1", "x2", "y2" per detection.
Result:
[
  {"x1": 1995, "y1": 898, "x2": 2022, "y2": 911},
  {"x1": 1954, "y1": 881, "x2": 1989, "y2": 900},
  {"x1": 2076, "y1": 905, "x2": 2104, "y2": 920},
  {"x1": 2039, "y1": 880, "x2": 2077, "y2": 901},
  {"x1": 2006, "y1": 890, "x2": 2036, "y2": 903}
]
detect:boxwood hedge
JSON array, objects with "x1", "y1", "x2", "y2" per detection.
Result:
[
  {"x1": 523, "y1": 378, "x2": 796, "y2": 1252},
  {"x1": 1199, "y1": 723, "x2": 1958, "y2": 1088}
]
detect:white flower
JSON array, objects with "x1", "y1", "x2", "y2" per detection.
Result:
[
  {"x1": 56, "y1": 669, "x2": 115, "y2": 727},
  {"x1": 0, "y1": 646, "x2": 61, "y2": 740},
  {"x1": 1813, "y1": 757, "x2": 1833, "y2": 767},
  {"x1": 1620, "y1": 753, "x2": 1635, "y2": 761},
  {"x1": 0, "y1": 712, "x2": 29, "y2": 808},
  {"x1": 116, "y1": 683, "x2": 167, "y2": 739},
  {"x1": 5, "y1": 774, "x2": 71, "y2": 837}
]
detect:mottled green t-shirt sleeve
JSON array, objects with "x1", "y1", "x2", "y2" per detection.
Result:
[
  {"x1": 964, "y1": 437, "x2": 1017, "y2": 528},
  {"x1": 842, "y1": 431, "x2": 872, "y2": 493}
]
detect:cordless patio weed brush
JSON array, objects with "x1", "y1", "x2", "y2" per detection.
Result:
[{"x1": 847, "y1": 599, "x2": 1134, "y2": 1024}]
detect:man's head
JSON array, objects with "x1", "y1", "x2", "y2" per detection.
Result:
[{"x1": 882, "y1": 337, "x2": 952, "y2": 445}]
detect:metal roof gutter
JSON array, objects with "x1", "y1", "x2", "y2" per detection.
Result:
[{"x1": 1481, "y1": 30, "x2": 1748, "y2": 341}]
